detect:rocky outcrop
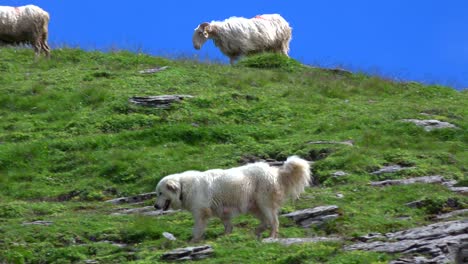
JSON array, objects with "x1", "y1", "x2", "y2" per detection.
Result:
[
  {"x1": 370, "y1": 176, "x2": 468, "y2": 195},
  {"x1": 345, "y1": 220, "x2": 468, "y2": 264},
  {"x1": 282, "y1": 205, "x2": 339, "y2": 228}
]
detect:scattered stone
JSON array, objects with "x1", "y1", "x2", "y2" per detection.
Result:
[
  {"x1": 332, "y1": 171, "x2": 348, "y2": 177},
  {"x1": 84, "y1": 260, "x2": 99, "y2": 264},
  {"x1": 345, "y1": 220, "x2": 468, "y2": 264},
  {"x1": 105, "y1": 192, "x2": 157, "y2": 204},
  {"x1": 129, "y1": 95, "x2": 194, "y2": 108},
  {"x1": 100, "y1": 240, "x2": 128, "y2": 248},
  {"x1": 370, "y1": 165, "x2": 413, "y2": 175},
  {"x1": 22, "y1": 221, "x2": 53, "y2": 226},
  {"x1": 282, "y1": 205, "x2": 339, "y2": 228},
  {"x1": 262, "y1": 236, "x2": 341, "y2": 246},
  {"x1": 163, "y1": 232, "x2": 177, "y2": 241},
  {"x1": 336, "y1": 193, "x2": 344, "y2": 199},
  {"x1": 405, "y1": 200, "x2": 425, "y2": 208},
  {"x1": 308, "y1": 140, "x2": 354, "y2": 146},
  {"x1": 370, "y1": 175, "x2": 445, "y2": 187},
  {"x1": 436, "y1": 209, "x2": 468, "y2": 220},
  {"x1": 111, "y1": 206, "x2": 180, "y2": 216},
  {"x1": 161, "y1": 245, "x2": 214, "y2": 261},
  {"x1": 139, "y1": 66, "x2": 169, "y2": 74},
  {"x1": 402, "y1": 119, "x2": 457, "y2": 131}
]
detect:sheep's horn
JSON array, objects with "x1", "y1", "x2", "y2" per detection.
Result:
[{"x1": 199, "y1": 22, "x2": 210, "y2": 29}]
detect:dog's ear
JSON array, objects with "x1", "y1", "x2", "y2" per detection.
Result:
[{"x1": 166, "y1": 180, "x2": 179, "y2": 193}]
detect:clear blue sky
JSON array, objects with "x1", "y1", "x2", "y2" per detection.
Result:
[{"x1": 5, "y1": 1, "x2": 468, "y2": 89}]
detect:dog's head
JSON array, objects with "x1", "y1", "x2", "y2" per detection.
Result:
[{"x1": 154, "y1": 176, "x2": 183, "y2": 211}]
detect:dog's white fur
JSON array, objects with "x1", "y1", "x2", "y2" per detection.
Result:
[
  {"x1": 192, "y1": 14, "x2": 292, "y2": 64},
  {"x1": 154, "y1": 156, "x2": 310, "y2": 242}
]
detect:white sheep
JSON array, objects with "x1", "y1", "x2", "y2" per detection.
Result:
[
  {"x1": 0, "y1": 5, "x2": 51, "y2": 57},
  {"x1": 193, "y1": 14, "x2": 292, "y2": 64}
]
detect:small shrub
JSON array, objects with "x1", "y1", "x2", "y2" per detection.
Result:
[{"x1": 0, "y1": 203, "x2": 26, "y2": 218}]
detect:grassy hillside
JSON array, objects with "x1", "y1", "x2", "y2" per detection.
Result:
[{"x1": 0, "y1": 48, "x2": 466, "y2": 263}]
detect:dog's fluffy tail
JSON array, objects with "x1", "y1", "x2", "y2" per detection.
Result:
[{"x1": 278, "y1": 156, "x2": 311, "y2": 199}]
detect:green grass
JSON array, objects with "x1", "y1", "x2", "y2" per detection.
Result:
[{"x1": 0, "y1": 48, "x2": 467, "y2": 263}]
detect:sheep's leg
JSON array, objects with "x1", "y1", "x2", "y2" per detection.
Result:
[
  {"x1": 41, "y1": 32, "x2": 50, "y2": 57},
  {"x1": 33, "y1": 41, "x2": 42, "y2": 60}
]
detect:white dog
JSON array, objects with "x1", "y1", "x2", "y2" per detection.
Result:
[{"x1": 154, "y1": 156, "x2": 310, "y2": 242}]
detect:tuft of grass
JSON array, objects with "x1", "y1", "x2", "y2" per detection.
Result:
[{"x1": 237, "y1": 52, "x2": 304, "y2": 72}]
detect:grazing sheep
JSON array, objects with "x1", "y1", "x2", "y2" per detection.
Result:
[
  {"x1": 0, "y1": 5, "x2": 50, "y2": 57},
  {"x1": 193, "y1": 14, "x2": 292, "y2": 64}
]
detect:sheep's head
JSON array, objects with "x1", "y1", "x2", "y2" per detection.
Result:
[{"x1": 193, "y1": 22, "x2": 212, "y2": 50}]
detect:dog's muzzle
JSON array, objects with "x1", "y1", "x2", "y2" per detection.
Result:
[{"x1": 154, "y1": 200, "x2": 171, "y2": 211}]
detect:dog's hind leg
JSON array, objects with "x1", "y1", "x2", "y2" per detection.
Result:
[
  {"x1": 258, "y1": 206, "x2": 279, "y2": 238},
  {"x1": 252, "y1": 208, "x2": 269, "y2": 238}
]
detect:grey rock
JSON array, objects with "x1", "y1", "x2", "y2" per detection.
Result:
[
  {"x1": 370, "y1": 175, "x2": 445, "y2": 187},
  {"x1": 262, "y1": 236, "x2": 341, "y2": 246},
  {"x1": 105, "y1": 192, "x2": 157, "y2": 204},
  {"x1": 332, "y1": 171, "x2": 348, "y2": 177},
  {"x1": 346, "y1": 220, "x2": 468, "y2": 264},
  {"x1": 129, "y1": 95, "x2": 194, "y2": 108},
  {"x1": 100, "y1": 240, "x2": 128, "y2": 248},
  {"x1": 282, "y1": 205, "x2": 339, "y2": 228},
  {"x1": 308, "y1": 140, "x2": 354, "y2": 146},
  {"x1": 161, "y1": 245, "x2": 214, "y2": 261},
  {"x1": 371, "y1": 165, "x2": 413, "y2": 175},
  {"x1": 405, "y1": 200, "x2": 425, "y2": 208},
  {"x1": 111, "y1": 206, "x2": 180, "y2": 216},
  {"x1": 448, "y1": 186, "x2": 468, "y2": 195},
  {"x1": 402, "y1": 119, "x2": 457, "y2": 131},
  {"x1": 370, "y1": 176, "x2": 467, "y2": 195},
  {"x1": 437, "y1": 209, "x2": 468, "y2": 220},
  {"x1": 356, "y1": 232, "x2": 386, "y2": 242},
  {"x1": 163, "y1": 232, "x2": 177, "y2": 241},
  {"x1": 22, "y1": 220, "x2": 53, "y2": 226},
  {"x1": 139, "y1": 66, "x2": 168, "y2": 74}
]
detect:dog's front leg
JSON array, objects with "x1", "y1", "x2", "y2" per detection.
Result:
[
  {"x1": 190, "y1": 209, "x2": 210, "y2": 243},
  {"x1": 222, "y1": 217, "x2": 233, "y2": 234}
]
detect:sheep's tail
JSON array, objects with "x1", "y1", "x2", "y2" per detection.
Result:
[{"x1": 278, "y1": 156, "x2": 311, "y2": 199}]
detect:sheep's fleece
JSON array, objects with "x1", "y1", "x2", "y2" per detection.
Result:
[
  {"x1": 154, "y1": 156, "x2": 310, "y2": 242},
  {"x1": 193, "y1": 14, "x2": 292, "y2": 64},
  {"x1": 0, "y1": 5, "x2": 50, "y2": 57}
]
